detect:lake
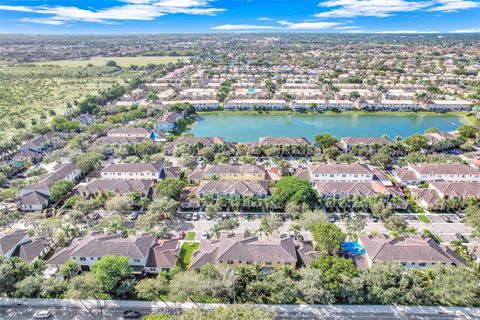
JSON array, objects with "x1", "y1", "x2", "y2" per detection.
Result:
[{"x1": 192, "y1": 113, "x2": 465, "y2": 142}]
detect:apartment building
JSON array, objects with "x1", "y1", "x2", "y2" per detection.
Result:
[
  {"x1": 77, "y1": 179, "x2": 155, "y2": 199},
  {"x1": 296, "y1": 163, "x2": 374, "y2": 182},
  {"x1": 100, "y1": 161, "x2": 164, "y2": 181},
  {"x1": 190, "y1": 233, "x2": 319, "y2": 271},
  {"x1": 290, "y1": 100, "x2": 328, "y2": 111},
  {"x1": 394, "y1": 164, "x2": 480, "y2": 185},
  {"x1": 188, "y1": 164, "x2": 266, "y2": 183},
  {"x1": 106, "y1": 128, "x2": 153, "y2": 139},
  {"x1": 356, "y1": 234, "x2": 464, "y2": 269},
  {"x1": 48, "y1": 232, "x2": 179, "y2": 274},
  {"x1": 224, "y1": 99, "x2": 287, "y2": 110}
]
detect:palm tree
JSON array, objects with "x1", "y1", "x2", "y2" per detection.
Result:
[
  {"x1": 326, "y1": 196, "x2": 336, "y2": 209},
  {"x1": 156, "y1": 224, "x2": 170, "y2": 239},
  {"x1": 289, "y1": 223, "x2": 301, "y2": 239},
  {"x1": 251, "y1": 262, "x2": 263, "y2": 280},
  {"x1": 338, "y1": 196, "x2": 351, "y2": 212},
  {"x1": 138, "y1": 197, "x2": 150, "y2": 211},
  {"x1": 209, "y1": 223, "x2": 223, "y2": 239},
  {"x1": 389, "y1": 196, "x2": 403, "y2": 210}
]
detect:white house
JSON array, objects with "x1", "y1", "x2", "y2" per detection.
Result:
[{"x1": 224, "y1": 99, "x2": 287, "y2": 110}]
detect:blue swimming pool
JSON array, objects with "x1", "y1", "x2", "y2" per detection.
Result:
[{"x1": 342, "y1": 241, "x2": 366, "y2": 256}]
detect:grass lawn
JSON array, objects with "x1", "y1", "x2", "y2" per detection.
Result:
[
  {"x1": 185, "y1": 231, "x2": 196, "y2": 241},
  {"x1": 32, "y1": 56, "x2": 187, "y2": 67},
  {"x1": 178, "y1": 242, "x2": 200, "y2": 269},
  {"x1": 417, "y1": 214, "x2": 431, "y2": 223},
  {"x1": 0, "y1": 64, "x2": 142, "y2": 140}
]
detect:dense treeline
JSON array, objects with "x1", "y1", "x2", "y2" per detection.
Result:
[{"x1": 1, "y1": 255, "x2": 478, "y2": 307}]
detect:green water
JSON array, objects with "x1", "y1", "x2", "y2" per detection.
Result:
[{"x1": 192, "y1": 113, "x2": 465, "y2": 142}]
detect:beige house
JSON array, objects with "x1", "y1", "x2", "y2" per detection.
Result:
[
  {"x1": 190, "y1": 233, "x2": 318, "y2": 271},
  {"x1": 355, "y1": 234, "x2": 464, "y2": 269},
  {"x1": 188, "y1": 164, "x2": 266, "y2": 183}
]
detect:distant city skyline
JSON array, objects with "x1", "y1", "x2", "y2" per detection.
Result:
[{"x1": 0, "y1": 0, "x2": 479, "y2": 34}]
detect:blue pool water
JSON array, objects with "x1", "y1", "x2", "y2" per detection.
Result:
[{"x1": 342, "y1": 241, "x2": 366, "y2": 255}]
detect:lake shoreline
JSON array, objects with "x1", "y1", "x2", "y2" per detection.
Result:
[
  {"x1": 191, "y1": 111, "x2": 467, "y2": 142},
  {"x1": 196, "y1": 109, "x2": 470, "y2": 119}
]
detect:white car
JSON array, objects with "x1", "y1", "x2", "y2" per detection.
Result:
[
  {"x1": 202, "y1": 231, "x2": 209, "y2": 239},
  {"x1": 129, "y1": 211, "x2": 138, "y2": 220},
  {"x1": 33, "y1": 310, "x2": 52, "y2": 319}
]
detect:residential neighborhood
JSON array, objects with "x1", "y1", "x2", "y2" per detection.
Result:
[{"x1": 0, "y1": 32, "x2": 480, "y2": 319}]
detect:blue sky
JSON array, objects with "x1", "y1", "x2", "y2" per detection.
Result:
[{"x1": 0, "y1": 0, "x2": 479, "y2": 34}]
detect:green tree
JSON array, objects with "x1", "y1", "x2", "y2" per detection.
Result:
[
  {"x1": 432, "y1": 266, "x2": 480, "y2": 306},
  {"x1": 105, "y1": 195, "x2": 133, "y2": 214},
  {"x1": 135, "y1": 275, "x2": 169, "y2": 301},
  {"x1": 297, "y1": 268, "x2": 335, "y2": 304},
  {"x1": 155, "y1": 178, "x2": 186, "y2": 201},
  {"x1": 311, "y1": 222, "x2": 345, "y2": 255},
  {"x1": 272, "y1": 176, "x2": 318, "y2": 207},
  {"x1": 60, "y1": 260, "x2": 79, "y2": 279},
  {"x1": 464, "y1": 205, "x2": 480, "y2": 237},
  {"x1": 146, "y1": 197, "x2": 179, "y2": 220},
  {"x1": 75, "y1": 152, "x2": 103, "y2": 173},
  {"x1": 65, "y1": 272, "x2": 101, "y2": 299},
  {"x1": 91, "y1": 256, "x2": 132, "y2": 293},
  {"x1": 178, "y1": 305, "x2": 273, "y2": 320},
  {"x1": 309, "y1": 256, "x2": 358, "y2": 295},
  {"x1": 144, "y1": 315, "x2": 172, "y2": 320},
  {"x1": 49, "y1": 180, "x2": 74, "y2": 203},
  {"x1": 259, "y1": 214, "x2": 284, "y2": 236},
  {"x1": 315, "y1": 133, "x2": 339, "y2": 151},
  {"x1": 458, "y1": 125, "x2": 478, "y2": 139},
  {"x1": 403, "y1": 134, "x2": 429, "y2": 153}
]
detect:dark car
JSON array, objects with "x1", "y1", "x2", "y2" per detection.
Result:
[
  {"x1": 328, "y1": 214, "x2": 336, "y2": 223},
  {"x1": 444, "y1": 216, "x2": 453, "y2": 223},
  {"x1": 123, "y1": 310, "x2": 141, "y2": 319},
  {"x1": 455, "y1": 233, "x2": 468, "y2": 243}
]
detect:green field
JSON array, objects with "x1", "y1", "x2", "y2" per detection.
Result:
[
  {"x1": 178, "y1": 242, "x2": 200, "y2": 269},
  {"x1": 0, "y1": 64, "x2": 140, "y2": 139},
  {"x1": 32, "y1": 56, "x2": 187, "y2": 67}
]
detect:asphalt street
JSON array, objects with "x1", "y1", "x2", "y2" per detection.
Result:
[{"x1": 0, "y1": 304, "x2": 476, "y2": 320}]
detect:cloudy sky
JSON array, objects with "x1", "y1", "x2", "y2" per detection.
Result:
[{"x1": 0, "y1": 0, "x2": 479, "y2": 33}]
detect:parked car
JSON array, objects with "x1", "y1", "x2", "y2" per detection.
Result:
[
  {"x1": 90, "y1": 212, "x2": 100, "y2": 220},
  {"x1": 455, "y1": 233, "x2": 468, "y2": 243},
  {"x1": 328, "y1": 214, "x2": 336, "y2": 223},
  {"x1": 192, "y1": 213, "x2": 199, "y2": 221},
  {"x1": 185, "y1": 214, "x2": 192, "y2": 220},
  {"x1": 371, "y1": 216, "x2": 379, "y2": 222},
  {"x1": 33, "y1": 310, "x2": 52, "y2": 319},
  {"x1": 202, "y1": 231, "x2": 209, "y2": 239},
  {"x1": 444, "y1": 216, "x2": 453, "y2": 223},
  {"x1": 129, "y1": 211, "x2": 138, "y2": 221},
  {"x1": 123, "y1": 310, "x2": 141, "y2": 319}
]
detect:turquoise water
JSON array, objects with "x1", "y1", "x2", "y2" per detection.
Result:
[
  {"x1": 342, "y1": 242, "x2": 366, "y2": 256},
  {"x1": 192, "y1": 113, "x2": 464, "y2": 142}
]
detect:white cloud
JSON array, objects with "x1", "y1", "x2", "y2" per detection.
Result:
[
  {"x1": 277, "y1": 20, "x2": 342, "y2": 29},
  {"x1": 0, "y1": 0, "x2": 225, "y2": 25},
  {"x1": 315, "y1": 0, "x2": 479, "y2": 18},
  {"x1": 258, "y1": 17, "x2": 272, "y2": 20},
  {"x1": 427, "y1": 0, "x2": 480, "y2": 11},
  {"x1": 335, "y1": 26, "x2": 361, "y2": 29},
  {"x1": 376, "y1": 30, "x2": 440, "y2": 33},
  {"x1": 449, "y1": 27, "x2": 480, "y2": 32},
  {"x1": 211, "y1": 24, "x2": 280, "y2": 30},
  {"x1": 316, "y1": 0, "x2": 432, "y2": 18},
  {"x1": 19, "y1": 18, "x2": 65, "y2": 25}
]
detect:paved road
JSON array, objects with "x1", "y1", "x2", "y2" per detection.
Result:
[{"x1": 0, "y1": 304, "x2": 477, "y2": 320}]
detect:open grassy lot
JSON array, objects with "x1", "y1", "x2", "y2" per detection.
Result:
[
  {"x1": 32, "y1": 56, "x2": 186, "y2": 67},
  {"x1": 178, "y1": 241, "x2": 200, "y2": 269},
  {"x1": 0, "y1": 64, "x2": 140, "y2": 139}
]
